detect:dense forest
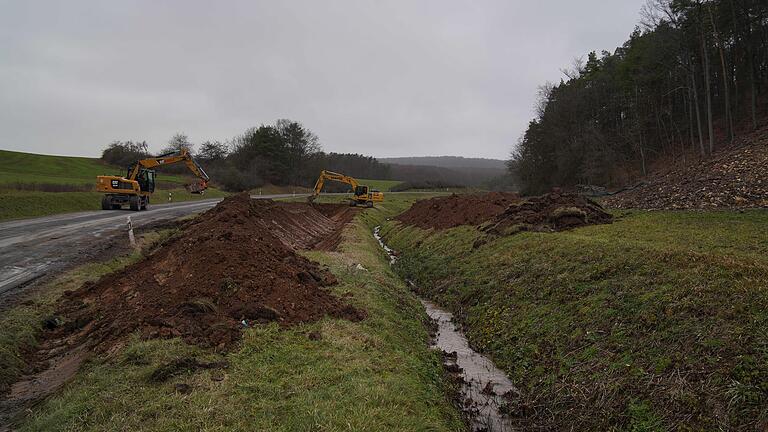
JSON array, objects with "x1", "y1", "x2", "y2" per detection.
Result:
[
  {"x1": 512, "y1": 0, "x2": 768, "y2": 194},
  {"x1": 102, "y1": 120, "x2": 391, "y2": 191}
]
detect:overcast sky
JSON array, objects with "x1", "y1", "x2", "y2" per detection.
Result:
[{"x1": 0, "y1": 1, "x2": 644, "y2": 159}]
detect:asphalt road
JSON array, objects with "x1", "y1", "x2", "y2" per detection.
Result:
[{"x1": 0, "y1": 193, "x2": 305, "y2": 306}]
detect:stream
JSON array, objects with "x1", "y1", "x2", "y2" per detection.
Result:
[{"x1": 373, "y1": 226, "x2": 518, "y2": 432}]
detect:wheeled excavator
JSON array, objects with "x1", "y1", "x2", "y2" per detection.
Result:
[
  {"x1": 309, "y1": 170, "x2": 384, "y2": 207},
  {"x1": 96, "y1": 148, "x2": 210, "y2": 211}
]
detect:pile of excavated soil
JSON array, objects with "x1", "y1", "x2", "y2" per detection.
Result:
[
  {"x1": 603, "y1": 127, "x2": 768, "y2": 209},
  {"x1": 481, "y1": 192, "x2": 612, "y2": 235},
  {"x1": 395, "y1": 192, "x2": 520, "y2": 229},
  {"x1": 46, "y1": 194, "x2": 364, "y2": 352}
]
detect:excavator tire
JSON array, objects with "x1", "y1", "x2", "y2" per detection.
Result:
[
  {"x1": 349, "y1": 200, "x2": 357, "y2": 207},
  {"x1": 101, "y1": 195, "x2": 111, "y2": 210},
  {"x1": 140, "y1": 196, "x2": 149, "y2": 211},
  {"x1": 129, "y1": 195, "x2": 141, "y2": 211},
  {"x1": 366, "y1": 201, "x2": 374, "y2": 208}
]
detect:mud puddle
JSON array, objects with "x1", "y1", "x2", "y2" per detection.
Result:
[{"x1": 373, "y1": 226, "x2": 517, "y2": 431}]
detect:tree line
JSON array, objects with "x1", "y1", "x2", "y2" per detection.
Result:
[
  {"x1": 511, "y1": 0, "x2": 768, "y2": 194},
  {"x1": 101, "y1": 120, "x2": 391, "y2": 191}
]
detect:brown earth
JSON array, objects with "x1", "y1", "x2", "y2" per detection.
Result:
[
  {"x1": 482, "y1": 192, "x2": 613, "y2": 235},
  {"x1": 603, "y1": 127, "x2": 768, "y2": 210},
  {"x1": 43, "y1": 194, "x2": 364, "y2": 353},
  {"x1": 395, "y1": 192, "x2": 520, "y2": 229},
  {"x1": 395, "y1": 191, "x2": 611, "y2": 235}
]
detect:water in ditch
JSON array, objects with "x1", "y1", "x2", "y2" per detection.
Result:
[{"x1": 373, "y1": 226, "x2": 518, "y2": 431}]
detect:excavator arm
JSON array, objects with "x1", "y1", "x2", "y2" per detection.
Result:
[
  {"x1": 309, "y1": 170, "x2": 383, "y2": 207},
  {"x1": 128, "y1": 148, "x2": 210, "y2": 193},
  {"x1": 312, "y1": 170, "x2": 359, "y2": 198}
]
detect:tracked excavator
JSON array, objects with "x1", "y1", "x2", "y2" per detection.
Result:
[
  {"x1": 309, "y1": 170, "x2": 384, "y2": 207},
  {"x1": 96, "y1": 148, "x2": 210, "y2": 211}
]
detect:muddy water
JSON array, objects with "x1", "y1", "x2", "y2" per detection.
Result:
[{"x1": 373, "y1": 226, "x2": 517, "y2": 432}]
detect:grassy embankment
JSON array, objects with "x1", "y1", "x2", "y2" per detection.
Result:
[
  {"x1": 381, "y1": 207, "x2": 768, "y2": 430},
  {"x1": 0, "y1": 149, "x2": 228, "y2": 221},
  {"x1": 5, "y1": 193, "x2": 464, "y2": 431}
]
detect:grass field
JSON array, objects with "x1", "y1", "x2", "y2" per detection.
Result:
[
  {"x1": 7, "y1": 195, "x2": 464, "y2": 431},
  {"x1": 0, "y1": 149, "x2": 228, "y2": 221},
  {"x1": 0, "y1": 149, "x2": 189, "y2": 186},
  {"x1": 356, "y1": 178, "x2": 403, "y2": 192},
  {"x1": 381, "y1": 207, "x2": 768, "y2": 430}
]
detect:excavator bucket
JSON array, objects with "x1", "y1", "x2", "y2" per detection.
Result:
[{"x1": 186, "y1": 180, "x2": 207, "y2": 195}]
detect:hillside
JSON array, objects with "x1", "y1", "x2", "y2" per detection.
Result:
[
  {"x1": 604, "y1": 127, "x2": 768, "y2": 209},
  {"x1": 0, "y1": 149, "x2": 187, "y2": 187},
  {"x1": 379, "y1": 156, "x2": 508, "y2": 188}
]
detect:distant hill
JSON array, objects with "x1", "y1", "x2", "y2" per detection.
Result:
[
  {"x1": 379, "y1": 156, "x2": 509, "y2": 188},
  {"x1": 379, "y1": 156, "x2": 506, "y2": 170}
]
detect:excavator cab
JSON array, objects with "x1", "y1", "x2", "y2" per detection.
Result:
[{"x1": 134, "y1": 168, "x2": 156, "y2": 193}]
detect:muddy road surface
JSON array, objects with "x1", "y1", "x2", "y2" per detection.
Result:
[{"x1": 0, "y1": 194, "x2": 305, "y2": 307}]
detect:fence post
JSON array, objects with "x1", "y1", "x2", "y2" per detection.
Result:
[{"x1": 127, "y1": 216, "x2": 136, "y2": 247}]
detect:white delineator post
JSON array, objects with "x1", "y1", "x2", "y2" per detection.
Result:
[
  {"x1": 127, "y1": 216, "x2": 136, "y2": 247},
  {"x1": 168, "y1": 192, "x2": 172, "y2": 202}
]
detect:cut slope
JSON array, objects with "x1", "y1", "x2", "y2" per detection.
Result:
[
  {"x1": 45, "y1": 194, "x2": 363, "y2": 352},
  {"x1": 604, "y1": 127, "x2": 768, "y2": 209}
]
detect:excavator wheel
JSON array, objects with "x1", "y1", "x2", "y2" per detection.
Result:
[
  {"x1": 365, "y1": 201, "x2": 374, "y2": 208},
  {"x1": 129, "y1": 195, "x2": 141, "y2": 211},
  {"x1": 140, "y1": 196, "x2": 149, "y2": 211},
  {"x1": 349, "y1": 200, "x2": 357, "y2": 207},
  {"x1": 101, "y1": 195, "x2": 111, "y2": 210}
]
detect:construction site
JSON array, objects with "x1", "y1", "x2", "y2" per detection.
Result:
[{"x1": 2, "y1": 1, "x2": 768, "y2": 431}]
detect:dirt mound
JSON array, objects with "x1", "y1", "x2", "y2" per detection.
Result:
[
  {"x1": 45, "y1": 193, "x2": 364, "y2": 352},
  {"x1": 482, "y1": 192, "x2": 612, "y2": 235},
  {"x1": 395, "y1": 192, "x2": 520, "y2": 229},
  {"x1": 603, "y1": 127, "x2": 768, "y2": 209}
]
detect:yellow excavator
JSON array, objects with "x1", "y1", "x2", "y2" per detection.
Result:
[
  {"x1": 310, "y1": 170, "x2": 384, "y2": 207},
  {"x1": 96, "y1": 148, "x2": 210, "y2": 211}
]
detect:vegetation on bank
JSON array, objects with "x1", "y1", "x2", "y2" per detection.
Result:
[
  {"x1": 10, "y1": 196, "x2": 464, "y2": 431},
  {"x1": 0, "y1": 188, "x2": 229, "y2": 222},
  {"x1": 382, "y1": 208, "x2": 768, "y2": 430}
]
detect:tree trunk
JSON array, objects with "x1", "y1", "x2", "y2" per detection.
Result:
[
  {"x1": 709, "y1": 4, "x2": 734, "y2": 143},
  {"x1": 690, "y1": 60, "x2": 706, "y2": 157},
  {"x1": 702, "y1": 32, "x2": 715, "y2": 155}
]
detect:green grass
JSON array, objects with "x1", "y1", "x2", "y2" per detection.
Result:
[
  {"x1": 0, "y1": 149, "x2": 189, "y2": 186},
  {"x1": 0, "y1": 230, "x2": 177, "y2": 394},
  {"x1": 381, "y1": 205, "x2": 768, "y2": 430},
  {"x1": 12, "y1": 201, "x2": 464, "y2": 431},
  {"x1": 0, "y1": 188, "x2": 229, "y2": 222},
  {"x1": 356, "y1": 178, "x2": 403, "y2": 192}
]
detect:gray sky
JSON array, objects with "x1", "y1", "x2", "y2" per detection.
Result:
[{"x1": 0, "y1": 1, "x2": 644, "y2": 159}]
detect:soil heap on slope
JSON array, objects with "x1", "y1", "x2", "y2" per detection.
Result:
[
  {"x1": 394, "y1": 192, "x2": 520, "y2": 229},
  {"x1": 603, "y1": 127, "x2": 768, "y2": 210},
  {"x1": 48, "y1": 193, "x2": 364, "y2": 352},
  {"x1": 481, "y1": 192, "x2": 612, "y2": 235}
]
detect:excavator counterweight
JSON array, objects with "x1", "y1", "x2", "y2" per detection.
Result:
[{"x1": 96, "y1": 148, "x2": 210, "y2": 211}]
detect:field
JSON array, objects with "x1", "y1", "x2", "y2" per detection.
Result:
[
  {"x1": 382, "y1": 206, "x2": 768, "y2": 430},
  {"x1": 0, "y1": 150, "x2": 230, "y2": 221},
  {"x1": 356, "y1": 178, "x2": 402, "y2": 192},
  {"x1": 0, "y1": 149, "x2": 188, "y2": 186}
]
